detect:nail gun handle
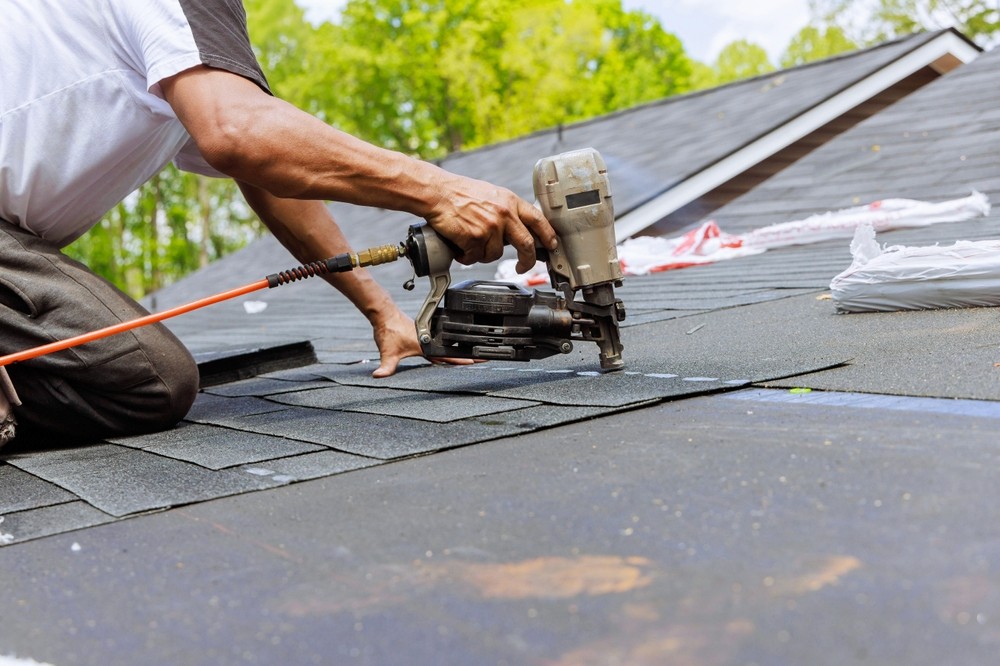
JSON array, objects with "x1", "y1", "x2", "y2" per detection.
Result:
[{"x1": 404, "y1": 223, "x2": 462, "y2": 277}]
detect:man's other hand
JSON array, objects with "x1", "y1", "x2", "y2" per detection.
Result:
[{"x1": 371, "y1": 307, "x2": 477, "y2": 378}]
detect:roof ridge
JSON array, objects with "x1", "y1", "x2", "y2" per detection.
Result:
[{"x1": 439, "y1": 29, "x2": 961, "y2": 166}]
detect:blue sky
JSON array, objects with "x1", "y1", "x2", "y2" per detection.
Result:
[{"x1": 294, "y1": 0, "x2": 814, "y2": 63}]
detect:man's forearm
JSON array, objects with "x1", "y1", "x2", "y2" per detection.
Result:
[
  {"x1": 237, "y1": 185, "x2": 396, "y2": 322},
  {"x1": 162, "y1": 66, "x2": 557, "y2": 269},
  {"x1": 169, "y1": 70, "x2": 442, "y2": 215}
]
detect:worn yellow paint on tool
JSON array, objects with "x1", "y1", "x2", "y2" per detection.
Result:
[
  {"x1": 272, "y1": 554, "x2": 654, "y2": 618},
  {"x1": 769, "y1": 555, "x2": 863, "y2": 596},
  {"x1": 443, "y1": 555, "x2": 654, "y2": 600},
  {"x1": 550, "y1": 619, "x2": 755, "y2": 666},
  {"x1": 622, "y1": 602, "x2": 661, "y2": 622}
]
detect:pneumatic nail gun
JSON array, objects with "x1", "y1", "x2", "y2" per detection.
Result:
[{"x1": 403, "y1": 147, "x2": 626, "y2": 370}]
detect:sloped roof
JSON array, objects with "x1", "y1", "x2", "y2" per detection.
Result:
[
  {"x1": 3, "y1": 35, "x2": 1000, "y2": 542},
  {"x1": 707, "y1": 38, "x2": 999, "y2": 232}
]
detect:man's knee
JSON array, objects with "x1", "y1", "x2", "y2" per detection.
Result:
[
  {"x1": 161, "y1": 342, "x2": 201, "y2": 427},
  {"x1": 7, "y1": 329, "x2": 200, "y2": 442},
  {"x1": 131, "y1": 334, "x2": 200, "y2": 433}
]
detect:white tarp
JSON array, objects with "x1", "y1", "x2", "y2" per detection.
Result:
[
  {"x1": 831, "y1": 224, "x2": 1000, "y2": 313},
  {"x1": 496, "y1": 192, "x2": 991, "y2": 286}
]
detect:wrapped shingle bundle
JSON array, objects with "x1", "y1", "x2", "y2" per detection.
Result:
[{"x1": 831, "y1": 224, "x2": 1000, "y2": 313}]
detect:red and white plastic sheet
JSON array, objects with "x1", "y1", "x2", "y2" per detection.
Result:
[{"x1": 496, "y1": 192, "x2": 991, "y2": 286}]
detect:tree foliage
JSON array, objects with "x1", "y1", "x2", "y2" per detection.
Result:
[
  {"x1": 809, "y1": 0, "x2": 999, "y2": 46},
  {"x1": 66, "y1": 168, "x2": 260, "y2": 299},
  {"x1": 286, "y1": 0, "x2": 693, "y2": 157},
  {"x1": 780, "y1": 25, "x2": 858, "y2": 68},
  {"x1": 713, "y1": 40, "x2": 775, "y2": 84},
  {"x1": 66, "y1": 0, "x2": 697, "y2": 297}
]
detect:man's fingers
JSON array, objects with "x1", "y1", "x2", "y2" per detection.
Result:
[
  {"x1": 518, "y1": 199, "x2": 558, "y2": 251},
  {"x1": 425, "y1": 178, "x2": 558, "y2": 269},
  {"x1": 454, "y1": 248, "x2": 480, "y2": 266},
  {"x1": 372, "y1": 355, "x2": 400, "y2": 378},
  {"x1": 507, "y1": 222, "x2": 538, "y2": 273},
  {"x1": 429, "y1": 356, "x2": 480, "y2": 366},
  {"x1": 506, "y1": 199, "x2": 551, "y2": 270}
]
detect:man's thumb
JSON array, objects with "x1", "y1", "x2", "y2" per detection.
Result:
[{"x1": 371, "y1": 356, "x2": 399, "y2": 379}]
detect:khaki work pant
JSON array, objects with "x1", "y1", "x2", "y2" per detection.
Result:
[{"x1": 0, "y1": 219, "x2": 198, "y2": 446}]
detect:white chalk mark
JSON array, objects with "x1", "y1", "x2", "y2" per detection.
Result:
[
  {"x1": 0, "y1": 656, "x2": 58, "y2": 666},
  {"x1": 0, "y1": 517, "x2": 13, "y2": 545},
  {"x1": 242, "y1": 300, "x2": 268, "y2": 315}
]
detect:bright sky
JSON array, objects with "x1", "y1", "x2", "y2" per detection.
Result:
[{"x1": 294, "y1": 0, "x2": 813, "y2": 63}]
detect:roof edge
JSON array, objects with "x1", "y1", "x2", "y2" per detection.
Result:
[
  {"x1": 612, "y1": 29, "x2": 981, "y2": 241},
  {"x1": 438, "y1": 30, "x2": 971, "y2": 168}
]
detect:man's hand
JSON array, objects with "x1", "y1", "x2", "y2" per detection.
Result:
[
  {"x1": 371, "y1": 307, "x2": 477, "y2": 378},
  {"x1": 425, "y1": 174, "x2": 558, "y2": 274},
  {"x1": 0, "y1": 367, "x2": 21, "y2": 448}
]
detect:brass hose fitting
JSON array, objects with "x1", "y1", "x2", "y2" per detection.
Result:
[{"x1": 353, "y1": 243, "x2": 405, "y2": 268}]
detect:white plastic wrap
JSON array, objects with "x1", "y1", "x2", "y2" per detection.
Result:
[
  {"x1": 831, "y1": 224, "x2": 1000, "y2": 313},
  {"x1": 743, "y1": 191, "x2": 991, "y2": 250},
  {"x1": 497, "y1": 192, "x2": 991, "y2": 286}
]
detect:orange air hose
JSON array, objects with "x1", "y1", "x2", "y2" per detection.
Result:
[
  {"x1": 0, "y1": 242, "x2": 404, "y2": 368},
  {"x1": 0, "y1": 279, "x2": 269, "y2": 368}
]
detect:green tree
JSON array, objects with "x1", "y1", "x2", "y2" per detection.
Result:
[
  {"x1": 809, "y1": 0, "x2": 999, "y2": 46},
  {"x1": 687, "y1": 59, "x2": 720, "y2": 91},
  {"x1": 780, "y1": 25, "x2": 858, "y2": 67},
  {"x1": 297, "y1": 0, "x2": 693, "y2": 157},
  {"x1": 244, "y1": 0, "x2": 317, "y2": 107},
  {"x1": 713, "y1": 40, "x2": 775, "y2": 84}
]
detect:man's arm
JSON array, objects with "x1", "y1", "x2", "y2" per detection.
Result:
[
  {"x1": 160, "y1": 65, "x2": 556, "y2": 272},
  {"x1": 236, "y1": 184, "x2": 468, "y2": 377}
]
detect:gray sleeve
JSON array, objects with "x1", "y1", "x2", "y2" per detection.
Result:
[{"x1": 177, "y1": 0, "x2": 271, "y2": 94}]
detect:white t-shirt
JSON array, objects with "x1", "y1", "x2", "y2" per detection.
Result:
[{"x1": 0, "y1": 0, "x2": 270, "y2": 247}]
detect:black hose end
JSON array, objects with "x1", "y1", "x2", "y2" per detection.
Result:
[
  {"x1": 326, "y1": 254, "x2": 355, "y2": 273},
  {"x1": 405, "y1": 224, "x2": 431, "y2": 277}
]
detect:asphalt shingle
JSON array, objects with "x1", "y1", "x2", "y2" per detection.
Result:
[
  {"x1": 0, "y1": 465, "x2": 76, "y2": 514},
  {"x1": 109, "y1": 422, "x2": 326, "y2": 470},
  {"x1": 266, "y1": 384, "x2": 542, "y2": 422},
  {"x1": 0, "y1": 502, "x2": 115, "y2": 546},
  {"x1": 212, "y1": 407, "x2": 530, "y2": 460},
  {"x1": 6, "y1": 445, "x2": 282, "y2": 517}
]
